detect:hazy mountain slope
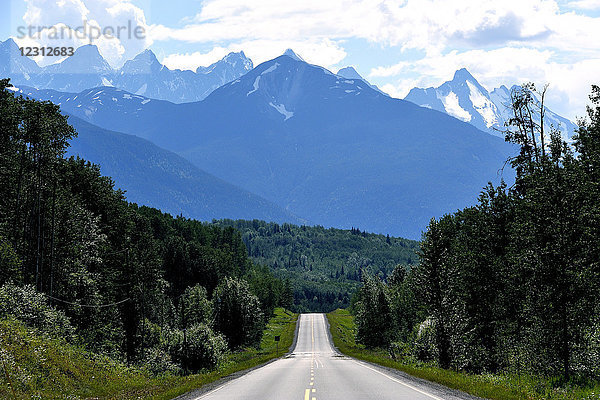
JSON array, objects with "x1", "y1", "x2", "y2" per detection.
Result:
[
  {"x1": 65, "y1": 115, "x2": 305, "y2": 225},
  {"x1": 10, "y1": 54, "x2": 515, "y2": 238}
]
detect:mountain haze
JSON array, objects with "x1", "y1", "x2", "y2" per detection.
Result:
[
  {"x1": 15, "y1": 52, "x2": 516, "y2": 238},
  {"x1": 63, "y1": 113, "x2": 305, "y2": 225}
]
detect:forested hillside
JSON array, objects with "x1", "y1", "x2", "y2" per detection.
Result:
[
  {"x1": 353, "y1": 84, "x2": 600, "y2": 384},
  {"x1": 0, "y1": 79, "x2": 291, "y2": 376},
  {"x1": 213, "y1": 219, "x2": 419, "y2": 312}
]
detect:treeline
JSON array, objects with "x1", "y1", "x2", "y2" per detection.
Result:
[
  {"x1": 0, "y1": 79, "x2": 292, "y2": 374},
  {"x1": 354, "y1": 85, "x2": 600, "y2": 380},
  {"x1": 212, "y1": 219, "x2": 419, "y2": 312}
]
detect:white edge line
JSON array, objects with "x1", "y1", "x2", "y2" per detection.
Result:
[{"x1": 350, "y1": 359, "x2": 445, "y2": 400}]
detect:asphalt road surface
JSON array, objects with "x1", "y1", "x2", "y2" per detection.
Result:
[{"x1": 189, "y1": 313, "x2": 477, "y2": 400}]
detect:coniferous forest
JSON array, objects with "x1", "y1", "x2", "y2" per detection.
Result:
[
  {"x1": 0, "y1": 78, "x2": 293, "y2": 374},
  {"x1": 212, "y1": 219, "x2": 419, "y2": 312},
  {"x1": 353, "y1": 85, "x2": 600, "y2": 381}
]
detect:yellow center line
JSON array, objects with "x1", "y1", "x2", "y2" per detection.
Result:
[{"x1": 304, "y1": 388, "x2": 310, "y2": 400}]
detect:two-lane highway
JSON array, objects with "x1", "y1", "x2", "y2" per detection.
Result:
[{"x1": 191, "y1": 314, "x2": 470, "y2": 400}]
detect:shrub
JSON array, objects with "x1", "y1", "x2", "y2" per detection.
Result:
[
  {"x1": 0, "y1": 283, "x2": 74, "y2": 340},
  {"x1": 166, "y1": 323, "x2": 227, "y2": 372},
  {"x1": 142, "y1": 346, "x2": 181, "y2": 375}
]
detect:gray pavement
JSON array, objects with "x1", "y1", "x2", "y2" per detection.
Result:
[{"x1": 187, "y1": 313, "x2": 480, "y2": 400}]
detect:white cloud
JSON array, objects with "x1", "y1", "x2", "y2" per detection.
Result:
[
  {"x1": 149, "y1": 0, "x2": 598, "y2": 54},
  {"x1": 567, "y1": 0, "x2": 600, "y2": 9},
  {"x1": 235, "y1": 39, "x2": 347, "y2": 69},
  {"x1": 161, "y1": 39, "x2": 346, "y2": 71},
  {"x1": 16, "y1": 0, "x2": 151, "y2": 68},
  {"x1": 162, "y1": 47, "x2": 232, "y2": 71}
]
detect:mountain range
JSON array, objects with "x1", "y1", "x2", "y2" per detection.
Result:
[
  {"x1": 0, "y1": 38, "x2": 253, "y2": 103},
  {"x1": 10, "y1": 51, "x2": 517, "y2": 238},
  {"x1": 404, "y1": 68, "x2": 578, "y2": 140},
  {"x1": 2, "y1": 36, "x2": 575, "y2": 139},
  {"x1": 11, "y1": 41, "x2": 587, "y2": 237}
]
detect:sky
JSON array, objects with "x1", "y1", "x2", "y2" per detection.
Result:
[{"x1": 2, "y1": 0, "x2": 600, "y2": 120}]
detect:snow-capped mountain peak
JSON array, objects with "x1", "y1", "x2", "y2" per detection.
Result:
[
  {"x1": 215, "y1": 54, "x2": 387, "y2": 125},
  {"x1": 452, "y1": 67, "x2": 477, "y2": 83},
  {"x1": 404, "y1": 68, "x2": 577, "y2": 139},
  {"x1": 282, "y1": 49, "x2": 304, "y2": 61},
  {"x1": 222, "y1": 51, "x2": 253, "y2": 69},
  {"x1": 196, "y1": 51, "x2": 253, "y2": 87}
]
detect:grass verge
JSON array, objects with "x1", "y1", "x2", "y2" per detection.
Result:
[
  {"x1": 327, "y1": 309, "x2": 600, "y2": 400},
  {"x1": 0, "y1": 308, "x2": 298, "y2": 400}
]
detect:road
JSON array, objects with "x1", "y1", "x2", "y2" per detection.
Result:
[{"x1": 190, "y1": 313, "x2": 474, "y2": 400}]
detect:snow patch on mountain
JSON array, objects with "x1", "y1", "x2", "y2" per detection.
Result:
[
  {"x1": 467, "y1": 81, "x2": 497, "y2": 128},
  {"x1": 441, "y1": 92, "x2": 471, "y2": 122},
  {"x1": 247, "y1": 76, "x2": 261, "y2": 96},
  {"x1": 269, "y1": 102, "x2": 294, "y2": 120},
  {"x1": 261, "y1": 63, "x2": 279, "y2": 75}
]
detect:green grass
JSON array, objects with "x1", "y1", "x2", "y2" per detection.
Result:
[
  {"x1": 0, "y1": 308, "x2": 298, "y2": 400},
  {"x1": 327, "y1": 309, "x2": 600, "y2": 400},
  {"x1": 153, "y1": 308, "x2": 298, "y2": 400}
]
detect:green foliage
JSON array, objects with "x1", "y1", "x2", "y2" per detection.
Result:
[
  {"x1": 0, "y1": 81, "x2": 292, "y2": 377},
  {"x1": 165, "y1": 323, "x2": 228, "y2": 372},
  {"x1": 0, "y1": 318, "x2": 153, "y2": 400},
  {"x1": 213, "y1": 277, "x2": 264, "y2": 348},
  {"x1": 180, "y1": 285, "x2": 212, "y2": 328},
  {"x1": 213, "y1": 219, "x2": 419, "y2": 312},
  {"x1": 0, "y1": 283, "x2": 74, "y2": 341},
  {"x1": 0, "y1": 309, "x2": 298, "y2": 400},
  {"x1": 245, "y1": 264, "x2": 292, "y2": 317},
  {"x1": 0, "y1": 237, "x2": 21, "y2": 284},
  {"x1": 354, "y1": 275, "x2": 392, "y2": 348},
  {"x1": 328, "y1": 309, "x2": 600, "y2": 400}
]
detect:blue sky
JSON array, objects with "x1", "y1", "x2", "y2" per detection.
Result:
[{"x1": 2, "y1": 0, "x2": 600, "y2": 120}]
